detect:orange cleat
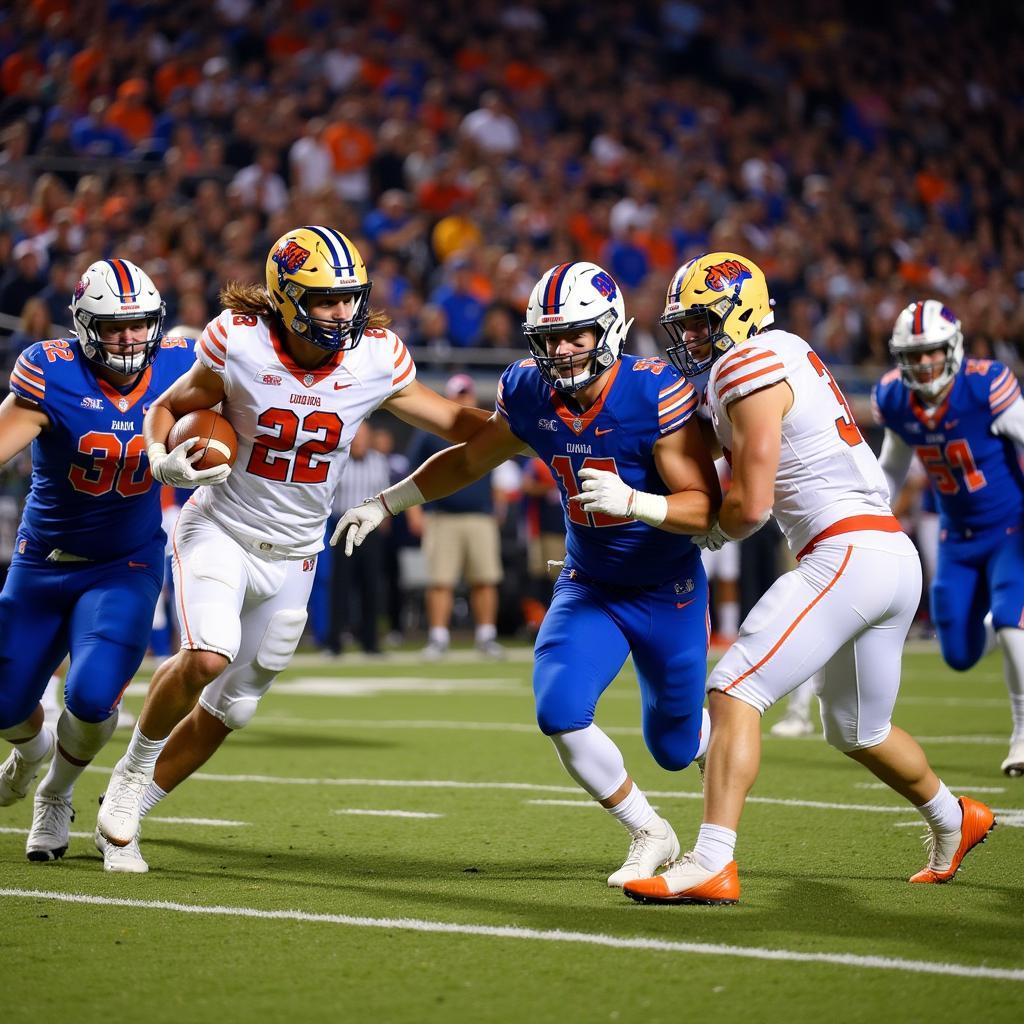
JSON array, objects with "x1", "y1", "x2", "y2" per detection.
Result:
[
  {"x1": 622, "y1": 852, "x2": 740, "y2": 905},
  {"x1": 909, "y1": 796, "x2": 996, "y2": 884}
]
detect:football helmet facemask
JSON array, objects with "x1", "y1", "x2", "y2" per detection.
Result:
[
  {"x1": 523, "y1": 262, "x2": 632, "y2": 394},
  {"x1": 660, "y1": 252, "x2": 774, "y2": 377},
  {"x1": 70, "y1": 259, "x2": 166, "y2": 375},
  {"x1": 266, "y1": 225, "x2": 372, "y2": 351},
  {"x1": 889, "y1": 300, "x2": 964, "y2": 400}
]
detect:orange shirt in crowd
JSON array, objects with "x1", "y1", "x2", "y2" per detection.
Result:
[{"x1": 323, "y1": 121, "x2": 375, "y2": 173}]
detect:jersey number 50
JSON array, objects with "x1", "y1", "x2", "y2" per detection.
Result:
[{"x1": 247, "y1": 409, "x2": 343, "y2": 484}]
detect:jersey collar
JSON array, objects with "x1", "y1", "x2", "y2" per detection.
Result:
[
  {"x1": 550, "y1": 360, "x2": 621, "y2": 436},
  {"x1": 908, "y1": 375, "x2": 957, "y2": 430},
  {"x1": 270, "y1": 323, "x2": 344, "y2": 388},
  {"x1": 95, "y1": 366, "x2": 153, "y2": 413}
]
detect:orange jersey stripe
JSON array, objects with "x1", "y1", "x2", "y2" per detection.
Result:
[
  {"x1": 659, "y1": 395, "x2": 697, "y2": 423},
  {"x1": 717, "y1": 347, "x2": 773, "y2": 378},
  {"x1": 392, "y1": 361, "x2": 414, "y2": 388},
  {"x1": 722, "y1": 545, "x2": 853, "y2": 693},
  {"x1": 200, "y1": 336, "x2": 225, "y2": 366},
  {"x1": 11, "y1": 369, "x2": 44, "y2": 399},
  {"x1": 717, "y1": 363, "x2": 786, "y2": 399}
]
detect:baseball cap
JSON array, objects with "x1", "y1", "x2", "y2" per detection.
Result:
[{"x1": 445, "y1": 373, "x2": 475, "y2": 398}]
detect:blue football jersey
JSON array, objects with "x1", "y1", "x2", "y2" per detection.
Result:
[
  {"x1": 497, "y1": 353, "x2": 701, "y2": 587},
  {"x1": 9, "y1": 335, "x2": 197, "y2": 560},
  {"x1": 872, "y1": 359, "x2": 1024, "y2": 532}
]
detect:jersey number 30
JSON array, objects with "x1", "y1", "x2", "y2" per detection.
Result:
[
  {"x1": 247, "y1": 409, "x2": 343, "y2": 484},
  {"x1": 68, "y1": 433, "x2": 150, "y2": 497}
]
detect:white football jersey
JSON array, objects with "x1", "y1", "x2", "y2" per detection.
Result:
[
  {"x1": 192, "y1": 310, "x2": 415, "y2": 557},
  {"x1": 705, "y1": 329, "x2": 890, "y2": 556}
]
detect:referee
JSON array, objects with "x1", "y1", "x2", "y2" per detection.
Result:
[{"x1": 329, "y1": 423, "x2": 392, "y2": 655}]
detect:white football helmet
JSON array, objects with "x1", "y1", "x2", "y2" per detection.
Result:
[
  {"x1": 889, "y1": 300, "x2": 963, "y2": 400},
  {"x1": 523, "y1": 262, "x2": 632, "y2": 394},
  {"x1": 70, "y1": 259, "x2": 166, "y2": 375}
]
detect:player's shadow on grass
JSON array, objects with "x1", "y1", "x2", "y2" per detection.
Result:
[{"x1": 228, "y1": 729, "x2": 397, "y2": 752}]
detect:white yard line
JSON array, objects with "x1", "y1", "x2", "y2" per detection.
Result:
[
  {"x1": 0, "y1": 888, "x2": 1020, "y2": 982},
  {"x1": 0, "y1": 826, "x2": 95, "y2": 840},
  {"x1": 857, "y1": 782, "x2": 1006, "y2": 794},
  {"x1": 526, "y1": 799, "x2": 660, "y2": 810},
  {"x1": 82, "y1": 766, "x2": 1022, "y2": 816},
  {"x1": 146, "y1": 817, "x2": 249, "y2": 826},
  {"x1": 331, "y1": 809, "x2": 443, "y2": 819}
]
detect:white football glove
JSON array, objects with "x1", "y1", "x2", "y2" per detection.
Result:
[
  {"x1": 148, "y1": 438, "x2": 232, "y2": 488},
  {"x1": 691, "y1": 520, "x2": 733, "y2": 552},
  {"x1": 570, "y1": 467, "x2": 668, "y2": 526},
  {"x1": 331, "y1": 497, "x2": 388, "y2": 556},
  {"x1": 571, "y1": 466, "x2": 634, "y2": 518}
]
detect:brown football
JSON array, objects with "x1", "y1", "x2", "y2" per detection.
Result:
[{"x1": 166, "y1": 409, "x2": 238, "y2": 470}]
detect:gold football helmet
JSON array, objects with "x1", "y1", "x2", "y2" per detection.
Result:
[
  {"x1": 660, "y1": 252, "x2": 774, "y2": 376},
  {"x1": 265, "y1": 226, "x2": 372, "y2": 350}
]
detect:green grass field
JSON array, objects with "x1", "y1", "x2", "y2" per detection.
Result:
[{"x1": 3, "y1": 647, "x2": 1022, "y2": 1023}]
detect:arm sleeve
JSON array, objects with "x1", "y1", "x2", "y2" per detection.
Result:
[
  {"x1": 197, "y1": 311, "x2": 230, "y2": 376},
  {"x1": 714, "y1": 344, "x2": 787, "y2": 406},
  {"x1": 878, "y1": 428, "x2": 914, "y2": 505},
  {"x1": 656, "y1": 375, "x2": 699, "y2": 437},
  {"x1": 991, "y1": 396, "x2": 1024, "y2": 447},
  {"x1": 389, "y1": 335, "x2": 416, "y2": 396},
  {"x1": 988, "y1": 364, "x2": 1021, "y2": 418}
]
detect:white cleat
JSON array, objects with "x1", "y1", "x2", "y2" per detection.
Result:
[
  {"x1": 94, "y1": 827, "x2": 149, "y2": 873},
  {"x1": 769, "y1": 712, "x2": 814, "y2": 738},
  {"x1": 475, "y1": 639, "x2": 506, "y2": 660},
  {"x1": 607, "y1": 817, "x2": 681, "y2": 888},
  {"x1": 96, "y1": 759, "x2": 151, "y2": 846},
  {"x1": 0, "y1": 729, "x2": 55, "y2": 806},
  {"x1": 421, "y1": 641, "x2": 448, "y2": 661},
  {"x1": 1001, "y1": 738, "x2": 1024, "y2": 778},
  {"x1": 26, "y1": 792, "x2": 74, "y2": 861}
]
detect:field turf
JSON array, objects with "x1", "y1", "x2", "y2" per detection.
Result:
[{"x1": 2, "y1": 647, "x2": 1021, "y2": 1023}]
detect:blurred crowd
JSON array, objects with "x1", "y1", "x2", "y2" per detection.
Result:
[
  {"x1": 0, "y1": 0, "x2": 1020, "y2": 645},
  {"x1": 0, "y1": 0, "x2": 1022, "y2": 394}
]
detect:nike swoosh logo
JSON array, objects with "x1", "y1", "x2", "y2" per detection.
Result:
[
  {"x1": 675, "y1": 598, "x2": 696, "y2": 609},
  {"x1": 128, "y1": 561, "x2": 148, "y2": 569},
  {"x1": 334, "y1": 382, "x2": 354, "y2": 390},
  {"x1": 595, "y1": 427, "x2": 614, "y2": 436}
]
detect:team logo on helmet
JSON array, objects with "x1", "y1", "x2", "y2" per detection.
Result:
[
  {"x1": 272, "y1": 241, "x2": 311, "y2": 287},
  {"x1": 704, "y1": 259, "x2": 752, "y2": 292},
  {"x1": 74, "y1": 275, "x2": 89, "y2": 301},
  {"x1": 591, "y1": 270, "x2": 617, "y2": 300}
]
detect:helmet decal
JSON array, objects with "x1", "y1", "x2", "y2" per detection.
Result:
[
  {"x1": 271, "y1": 240, "x2": 311, "y2": 288},
  {"x1": 704, "y1": 259, "x2": 752, "y2": 292}
]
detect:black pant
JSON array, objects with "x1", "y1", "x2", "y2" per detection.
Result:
[{"x1": 329, "y1": 529, "x2": 383, "y2": 654}]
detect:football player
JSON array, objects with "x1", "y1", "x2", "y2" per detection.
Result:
[
  {"x1": 335, "y1": 261, "x2": 721, "y2": 887},
  {"x1": 0, "y1": 260, "x2": 208, "y2": 871},
  {"x1": 874, "y1": 300, "x2": 1024, "y2": 776},
  {"x1": 620, "y1": 253, "x2": 994, "y2": 905},
  {"x1": 97, "y1": 226, "x2": 489, "y2": 866}
]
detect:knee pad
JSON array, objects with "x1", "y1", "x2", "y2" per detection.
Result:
[
  {"x1": 643, "y1": 719, "x2": 701, "y2": 772},
  {"x1": 255, "y1": 609, "x2": 308, "y2": 673},
  {"x1": 207, "y1": 695, "x2": 261, "y2": 731},
  {"x1": 56, "y1": 708, "x2": 117, "y2": 761}
]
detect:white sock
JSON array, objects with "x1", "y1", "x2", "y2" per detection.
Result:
[
  {"x1": 693, "y1": 822, "x2": 737, "y2": 872},
  {"x1": 606, "y1": 782, "x2": 658, "y2": 834},
  {"x1": 140, "y1": 782, "x2": 168, "y2": 817},
  {"x1": 786, "y1": 675, "x2": 818, "y2": 719},
  {"x1": 475, "y1": 623, "x2": 497, "y2": 644},
  {"x1": 718, "y1": 601, "x2": 739, "y2": 638},
  {"x1": 40, "y1": 675, "x2": 62, "y2": 719},
  {"x1": 8, "y1": 726, "x2": 52, "y2": 762},
  {"x1": 123, "y1": 724, "x2": 168, "y2": 775},
  {"x1": 917, "y1": 781, "x2": 962, "y2": 834},
  {"x1": 997, "y1": 628, "x2": 1024, "y2": 739},
  {"x1": 37, "y1": 747, "x2": 83, "y2": 800},
  {"x1": 984, "y1": 613, "x2": 998, "y2": 657},
  {"x1": 695, "y1": 707, "x2": 711, "y2": 761},
  {"x1": 428, "y1": 627, "x2": 449, "y2": 647}
]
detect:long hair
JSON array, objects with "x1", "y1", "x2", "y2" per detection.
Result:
[{"x1": 218, "y1": 282, "x2": 392, "y2": 330}]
